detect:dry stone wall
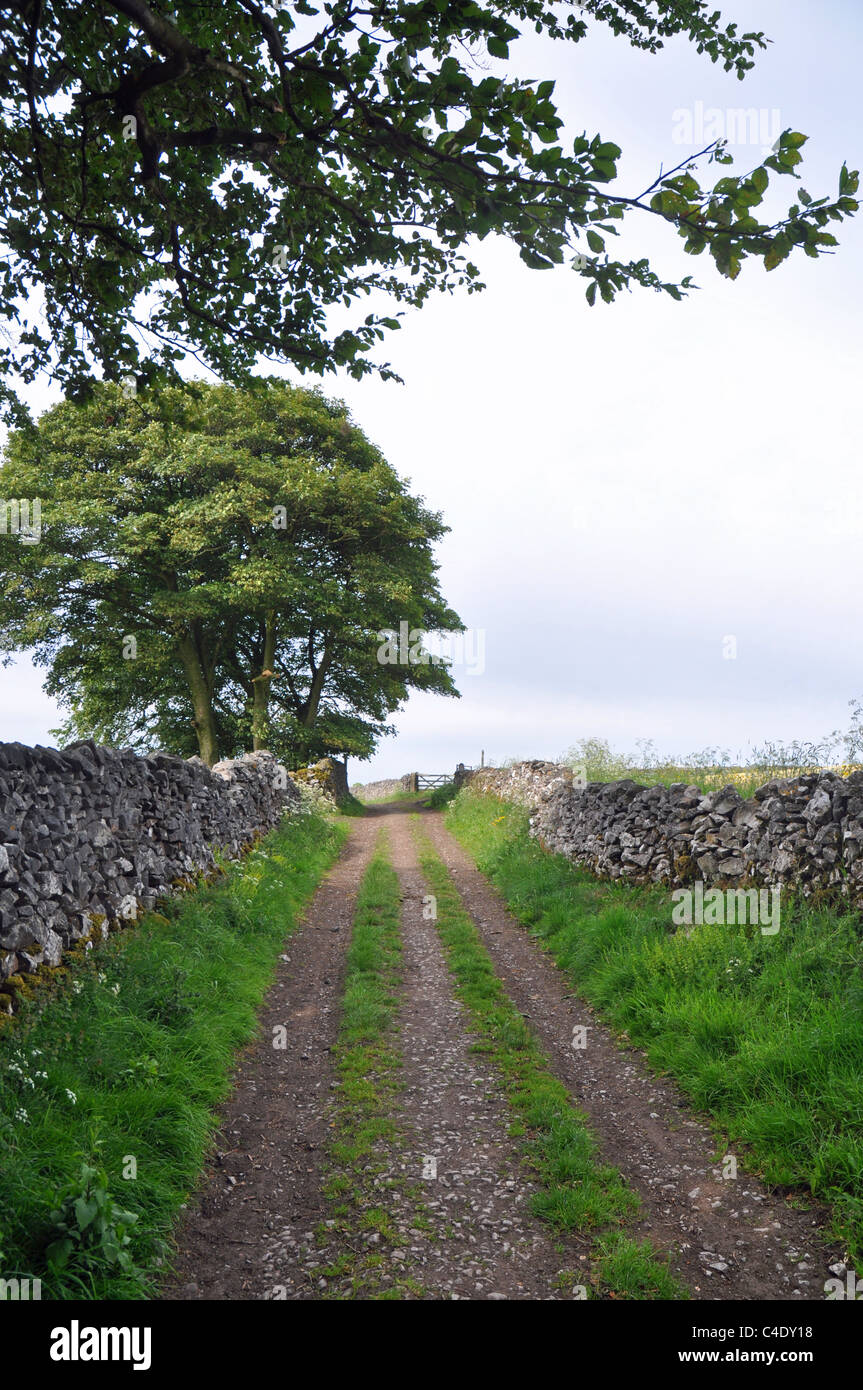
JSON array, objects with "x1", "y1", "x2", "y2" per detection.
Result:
[
  {"x1": 293, "y1": 756, "x2": 349, "y2": 804},
  {"x1": 351, "y1": 773, "x2": 416, "y2": 801},
  {"x1": 0, "y1": 740, "x2": 300, "y2": 993},
  {"x1": 463, "y1": 761, "x2": 863, "y2": 905}
]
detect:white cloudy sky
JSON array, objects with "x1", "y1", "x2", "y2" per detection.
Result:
[{"x1": 2, "y1": 0, "x2": 862, "y2": 780}]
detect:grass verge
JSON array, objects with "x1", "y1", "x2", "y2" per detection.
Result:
[
  {"x1": 0, "y1": 808, "x2": 349, "y2": 1299},
  {"x1": 445, "y1": 791, "x2": 863, "y2": 1266},
  {"x1": 413, "y1": 822, "x2": 685, "y2": 1300}
]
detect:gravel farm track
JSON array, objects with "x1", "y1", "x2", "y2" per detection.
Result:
[{"x1": 163, "y1": 800, "x2": 843, "y2": 1302}]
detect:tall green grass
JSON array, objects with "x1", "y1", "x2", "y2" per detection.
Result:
[
  {"x1": 445, "y1": 793, "x2": 863, "y2": 1265},
  {"x1": 425, "y1": 781, "x2": 457, "y2": 810},
  {"x1": 0, "y1": 809, "x2": 349, "y2": 1299},
  {"x1": 557, "y1": 735, "x2": 862, "y2": 798}
]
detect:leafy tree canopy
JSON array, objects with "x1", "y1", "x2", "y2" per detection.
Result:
[
  {"x1": 0, "y1": 377, "x2": 462, "y2": 764},
  {"x1": 0, "y1": 0, "x2": 857, "y2": 423}
]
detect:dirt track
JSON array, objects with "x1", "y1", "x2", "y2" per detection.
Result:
[{"x1": 164, "y1": 802, "x2": 842, "y2": 1301}]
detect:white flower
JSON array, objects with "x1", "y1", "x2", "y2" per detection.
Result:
[
  {"x1": 65, "y1": 1089, "x2": 77, "y2": 1105},
  {"x1": 72, "y1": 981, "x2": 83, "y2": 995},
  {"x1": 14, "y1": 1107, "x2": 29, "y2": 1124},
  {"x1": 111, "y1": 983, "x2": 120, "y2": 996}
]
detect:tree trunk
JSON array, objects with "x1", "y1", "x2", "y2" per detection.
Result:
[
  {"x1": 178, "y1": 633, "x2": 220, "y2": 765},
  {"x1": 252, "y1": 612, "x2": 277, "y2": 751},
  {"x1": 302, "y1": 640, "x2": 334, "y2": 729}
]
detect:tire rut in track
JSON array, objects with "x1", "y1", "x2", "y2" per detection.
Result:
[{"x1": 163, "y1": 811, "x2": 385, "y2": 1300}]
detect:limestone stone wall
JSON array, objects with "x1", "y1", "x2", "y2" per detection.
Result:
[
  {"x1": 0, "y1": 740, "x2": 300, "y2": 996},
  {"x1": 292, "y1": 756, "x2": 350, "y2": 804},
  {"x1": 461, "y1": 761, "x2": 863, "y2": 903},
  {"x1": 351, "y1": 773, "x2": 415, "y2": 801}
]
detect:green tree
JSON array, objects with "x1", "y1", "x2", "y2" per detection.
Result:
[
  {"x1": 0, "y1": 1, "x2": 856, "y2": 422},
  {"x1": 0, "y1": 378, "x2": 462, "y2": 764}
]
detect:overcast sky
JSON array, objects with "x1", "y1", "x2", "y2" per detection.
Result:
[{"x1": 2, "y1": 0, "x2": 861, "y2": 781}]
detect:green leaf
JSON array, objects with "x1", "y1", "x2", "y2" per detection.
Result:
[
  {"x1": 439, "y1": 56, "x2": 460, "y2": 83},
  {"x1": 751, "y1": 166, "x2": 769, "y2": 196},
  {"x1": 74, "y1": 1196, "x2": 99, "y2": 1229},
  {"x1": 519, "y1": 247, "x2": 553, "y2": 269},
  {"x1": 46, "y1": 1237, "x2": 74, "y2": 1269},
  {"x1": 764, "y1": 235, "x2": 791, "y2": 270}
]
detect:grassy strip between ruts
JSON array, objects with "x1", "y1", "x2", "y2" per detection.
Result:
[
  {"x1": 0, "y1": 807, "x2": 350, "y2": 1300},
  {"x1": 444, "y1": 792, "x2": 863, "y2": 1268},
  {"x1": 318, "y1": 830, "x2": 431, "y2": 1299},
  {"x1": 413, "y1": 822, "x2": 685, "y2": 1300}
]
